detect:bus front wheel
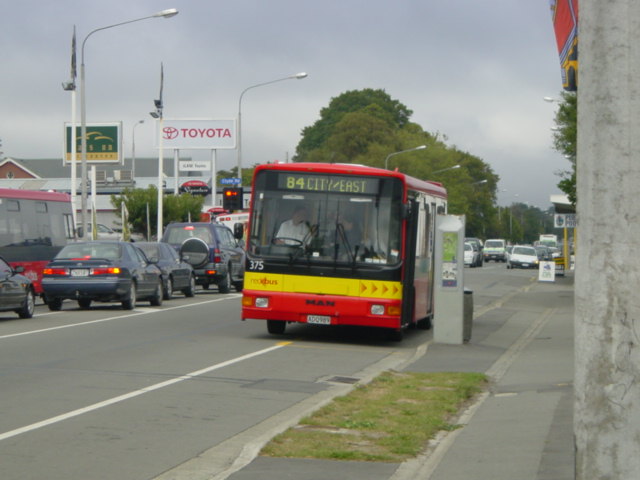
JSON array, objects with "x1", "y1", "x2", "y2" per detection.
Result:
[{"x1": 267, "y1": 320, "x2": 286, "y2": 335}]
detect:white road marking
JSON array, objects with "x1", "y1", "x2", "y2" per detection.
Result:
[
  {"x1": 0, "y1": 295, "x2": 241, "y2": 340},
  {"x1": 0, "y1": 340, "x2": 291, "y2": 442}
]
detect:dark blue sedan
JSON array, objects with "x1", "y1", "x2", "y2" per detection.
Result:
[
  {"x1": 135, "y1": 242, "x2": 196, "y2": 299},
  {"x1": 42, "y1": 241, "x2": 163, "y2": 311}
]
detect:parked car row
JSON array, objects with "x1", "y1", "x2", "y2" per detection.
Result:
[
  {"x1": 0, "y1": 221, "x2": 246, "y2": 317},
  {"x1": 37, "y1": 222, "x2": 245, "y2": 312}
]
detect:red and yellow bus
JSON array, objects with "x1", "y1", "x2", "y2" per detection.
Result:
[
  {"x1": 0, "y1": 189, "x2": 75, "y2": 294},
  {"x1": 241, "y1": 163, "x2": 447, "y2": 340}
]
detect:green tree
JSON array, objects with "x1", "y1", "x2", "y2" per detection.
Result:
[
  {"x1": 295, "y1": 88, "x2": 412, "y2": 161},
  {"x1": 111, "y1": 187, "x2": 205, "y2": 239},
  {"x1": 551, "y1": 91, "x2": 577, "y2": 205},
  {"x1": 293, "y1": 88, "x2": 500, "y2": 239}
]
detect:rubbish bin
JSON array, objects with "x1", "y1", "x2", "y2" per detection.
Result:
[{"x1": 463, "y1": 288, "x2": 473, "y2": 342}]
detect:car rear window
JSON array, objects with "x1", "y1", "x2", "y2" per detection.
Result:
[
  {"x1": 165, "y1": 225, "x2": 213, "y2": 245},
  {"x1": 485, "y1": 240, "x2": 504, "y2": 248}
]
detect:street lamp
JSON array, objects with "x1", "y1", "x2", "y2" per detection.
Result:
[
  {"x1": 131, "y1": 120, "x2": 144, "y2": 181},
  {"x1": 471, "y1": 179, "x2": 488, "y2": 186},
  {"x1": 78, "y1": 8, "x2": 178, "y2": 239},
  {"x1": 384, "y1": 145, "x2": 427, "y2": 170},
  {"x1": 237, "y1": 72, "x2": 308, "y2": 186},
  {"x1": 432, "y1": 164, "x2": 460, "y2": 175}
]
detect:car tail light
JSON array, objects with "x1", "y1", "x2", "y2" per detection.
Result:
[
  {"x1": 213, "y1": 248, "x2": 222, "y2": 264},
  {"x1": 91, "y1": 267, "x2": 122, "y2": 275},
  {"x1": 43, "y1": 267, "x2": 69, "y2": 276}
]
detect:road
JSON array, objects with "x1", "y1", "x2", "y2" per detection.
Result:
[{"x1": 0, "y1": 261, "x2": 533, "y2": 480}]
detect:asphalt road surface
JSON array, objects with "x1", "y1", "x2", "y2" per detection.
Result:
[{"x1": 0, "y1": 261, "x2": 532, "y2": 480}]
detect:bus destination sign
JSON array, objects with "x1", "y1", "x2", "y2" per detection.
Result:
[{"x1": 278, "y1": 173, "x2": 379, "y2": 194}]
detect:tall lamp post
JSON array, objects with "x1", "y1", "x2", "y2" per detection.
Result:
[
  {"x1": 384, "y1": 145, "x2": 427, "y2": 170},
  {"x1": 78, "y1": 8, "x2": 178, "y2": 239},
  {"x1": 237, "y1": 72, "x2": 308, "y2": 186},
  {"x1": 131, "y1": 119, "x2": 144, "y2": 181}
]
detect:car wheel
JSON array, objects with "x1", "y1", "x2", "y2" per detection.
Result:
[
  {"x1": 150, "y1": 279, "x2": 163, "y2": 307},
  {"x1": 267, "y1": 320, "x2": 286, "y2": 335},
  {"x1": 78, "y1": 298, "x2": 92, "y2": 309},
  {"x1": 122, "y1": 282, "x2": 137, "y2": 310},
  {"x1": 183, "y1": 275, "x2": 196, "y2": 297},
  {"x1": 218, "y1": 267, "x2": 231, "y2": 294},
  {"x1": 47, "y1": 297, "x2": 63, "y2": 311},
  {"x1": 163, "y1": 276, "x2": 173, "y2": 300},
  {"x1": 17, "y1": 289, "x2": 35, "y2": 319}
]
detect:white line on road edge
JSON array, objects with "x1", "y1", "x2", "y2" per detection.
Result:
[
  {"x1": 0, "y1": 341, "x2": 289, "y2": 442},
  {"x1": 0, "y1": 295, "x2": 241, "y2": 341}
]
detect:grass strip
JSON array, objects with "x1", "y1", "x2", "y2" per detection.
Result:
[{"x1": 260, "y1": 370, "x2": 487, "y2": 462}]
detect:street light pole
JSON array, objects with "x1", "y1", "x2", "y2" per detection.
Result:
[
  {"x1": 131, "y1": 120, "x2": 144, "y2": 182},
  {"x1": 237, "y1": 72, "x2": 308, "y2": 186},
  {"x1": 384, "y1": 145, "x2": 427, "y2": 170},
  {"x1": 78, "y1": 8, "x2": 178, "y2": 239}
]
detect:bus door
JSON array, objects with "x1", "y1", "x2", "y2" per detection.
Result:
[{"x1": 401, "y1": 199, "x2": 419, "y2": 327}]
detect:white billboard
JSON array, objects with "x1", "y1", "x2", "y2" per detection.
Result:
[{"x1": 156, "y1": 119, "x2": 236, "y2": 150}]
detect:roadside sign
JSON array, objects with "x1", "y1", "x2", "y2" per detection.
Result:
[
  {"x1": 157, "y1": 119, "x2": 236, "y2": 150},
  {"x1": 554, "y1": 213, "x2": 577, "y2": 228},
  {"x1": 179, "y1": 160, "x2": 210, "y2": 171},
  {"x1": 64, "y1": 122, "x2": 122, "y2": 164},
  {"x1": 220, "y1": 177, "x2": 241, "y2": 185},
  {"x1": 539, "y1": 261, "x2": 556, "y2": 282}
]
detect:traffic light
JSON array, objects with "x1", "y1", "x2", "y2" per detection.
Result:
[{"x1": 222, "y1": 187, "x2": 243, "y2": 211}]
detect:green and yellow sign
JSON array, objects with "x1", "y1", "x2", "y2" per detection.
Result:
[{"x1": 64, "y1": 122, "x2": 122, "y2": 164}]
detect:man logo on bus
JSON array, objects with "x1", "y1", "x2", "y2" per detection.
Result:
[{"x1": 306, "y1": 299, "x2": 336, "y2": 307}]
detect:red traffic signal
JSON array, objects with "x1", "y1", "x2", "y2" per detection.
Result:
[{"x1": 222, "y1": 187, "x2": 243, "y2": 211}]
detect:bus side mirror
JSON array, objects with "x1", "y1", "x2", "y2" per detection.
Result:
[{"x1": 401, "y1": 203, "x2": 412, "y2": 219}]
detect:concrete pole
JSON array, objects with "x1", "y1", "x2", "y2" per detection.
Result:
[{"x1": 575, "y1": 2, "x2": 640, "y2": 478}]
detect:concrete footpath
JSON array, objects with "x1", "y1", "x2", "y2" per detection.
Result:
[{"x1": 227, "y1": 273, "x2": 575, "y2": 480}]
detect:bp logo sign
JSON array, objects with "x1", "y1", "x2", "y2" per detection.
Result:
[{"x1": 64, "y1": 122, "x2": 122, "y2": 164}]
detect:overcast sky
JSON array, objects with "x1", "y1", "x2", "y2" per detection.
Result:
[{"x1": 1, "y1": 0, "x2": 566, "y2": 208}]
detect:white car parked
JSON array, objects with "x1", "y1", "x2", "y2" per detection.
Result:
[{"x1": 464, "y1": 242, "x2": 479, "y2": 267}]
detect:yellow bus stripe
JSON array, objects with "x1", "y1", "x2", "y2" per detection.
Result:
[{"x1": 244, "y1": 272, "x2": 402, "y2": 300}]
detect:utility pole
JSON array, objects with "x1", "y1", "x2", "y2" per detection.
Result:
[{"x1": 575, "y1": 2, "x2": 640, "y2": 478}]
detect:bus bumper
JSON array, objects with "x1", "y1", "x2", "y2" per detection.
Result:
[{"x1": 241, "y1": 290, "x2": 402, "y2": 329}]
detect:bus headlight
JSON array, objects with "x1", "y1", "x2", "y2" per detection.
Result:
[
  {"x1": 255, "y1": 297, "x2": 269, "y2": 308},
  {"x1": 370, "y1": 304, "x2": 385, "y2": 315}
]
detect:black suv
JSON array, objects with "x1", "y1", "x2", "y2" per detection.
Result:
[{"x1": 161, "y1": 222, "x2": 244, "y2": 293}]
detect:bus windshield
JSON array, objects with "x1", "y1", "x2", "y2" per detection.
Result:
[{"x1": 248, "y1": 170, "x2": 403, "y2": 265}]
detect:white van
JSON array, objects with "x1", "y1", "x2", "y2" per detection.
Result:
[{"x1": 483, "y1": 238, "x2": 507, "y2": 262}]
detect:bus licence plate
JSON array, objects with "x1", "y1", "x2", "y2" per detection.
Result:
[
  {"x1": 307, "y1": 315, "x2": 331, "y2": 325},
  {"x1": 71, "y1": 269, "x2": 89, "y2": 277}
]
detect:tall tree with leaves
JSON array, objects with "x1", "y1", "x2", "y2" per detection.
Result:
[
  {"x1": 111, "y1": 187, "x2": 204, "y2": 239},
  {"x1": 551, "y1": 91, "x2": 577, "y2": 205},
  {"x1": 294, "y1": 89, "x2": 412, "y2": 161}
]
